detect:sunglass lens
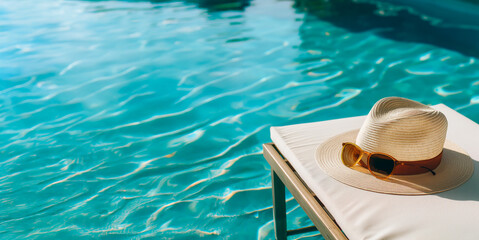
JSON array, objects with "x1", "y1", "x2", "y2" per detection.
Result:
[
  {"x1": 341, "y1": 143, "x2": 362, "y2": 167},
  {"x1": 369, "y1": 154, "x2": 395, "y2": 178}
]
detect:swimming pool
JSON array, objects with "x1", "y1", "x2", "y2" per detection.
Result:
[{"x1": 1, "y1": 0, "x2": 478, "y2": 239}]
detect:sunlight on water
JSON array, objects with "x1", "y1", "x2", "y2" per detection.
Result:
[{"x1": 1, "y1": 0, "x2": 478, "y2": 239}]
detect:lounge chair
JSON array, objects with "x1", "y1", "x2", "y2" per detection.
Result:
[{"x1": 263, "y1": 104, "x2": 479, "y2": 240}]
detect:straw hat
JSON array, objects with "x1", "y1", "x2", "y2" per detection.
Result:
[{"x1": 316, "y1": 97, "x2": 474, "y2": 195}]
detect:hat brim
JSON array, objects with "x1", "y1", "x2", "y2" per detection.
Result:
[{"x1": 316, "y1": 130, "x2": 474, "y2": 195}]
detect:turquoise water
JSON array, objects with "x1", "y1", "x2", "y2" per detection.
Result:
[{"x1": 1, "y1": 0, "x2": 479, "y2": 239}]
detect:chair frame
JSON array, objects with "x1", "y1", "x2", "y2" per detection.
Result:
[{"x1": 263, "y1": 143, "x2": 348, "y2": 240}]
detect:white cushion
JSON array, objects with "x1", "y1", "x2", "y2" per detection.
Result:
[{"x1": 271, "y1": 104, "x2": 479, "y2": 240}]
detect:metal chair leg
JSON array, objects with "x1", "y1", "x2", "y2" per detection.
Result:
[{"x1": 272, "y1": 169, "x2": 287, "y2": 240}]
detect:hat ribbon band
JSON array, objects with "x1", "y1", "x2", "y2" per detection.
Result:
[{"x1": 359, "y1": 151, "x2": 443, "y2": 175}]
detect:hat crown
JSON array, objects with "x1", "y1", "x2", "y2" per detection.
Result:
[{"x1": 356, "y1": 97, "x2": 448, "y2": 161}]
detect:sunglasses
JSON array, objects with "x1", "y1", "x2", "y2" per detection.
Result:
[{"x1": 341, "y1": 142, "x2": 436, "y2": 180}]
